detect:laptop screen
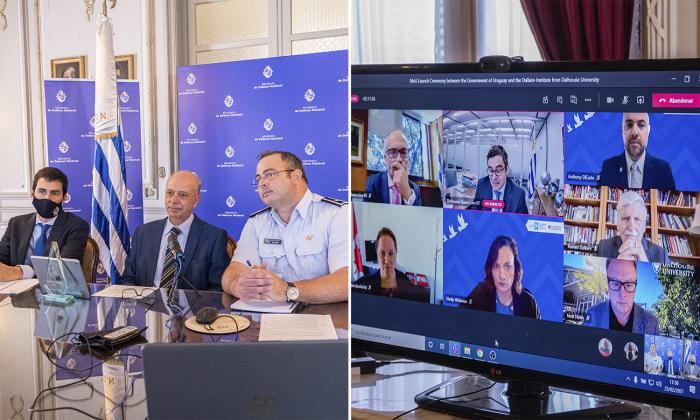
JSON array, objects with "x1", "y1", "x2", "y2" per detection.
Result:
[{"x1": 351, "y1": 60, "x2": 700, "y2": 409}]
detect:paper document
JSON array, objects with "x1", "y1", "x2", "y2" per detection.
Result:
[
  {"x1": 259, "y1": 314, "x2": 338, "y2": 341},
  {"x1": 230, "y1": 299, "x2": 298, "y2": 314},
  {"x1": 0, "y1": 279, "x2": 39, "y2": 295},
  {"x1": 93, "y1": 284, "x2": 156, "y2": 300}
]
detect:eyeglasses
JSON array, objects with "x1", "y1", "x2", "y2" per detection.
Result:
[
  {"x1": 385, "y1": 148, "x2": 409, "y2": 159},
  {"x1": 252, "y1": 169, "x2": 294, "y2": 186},
  {"x1": 486, "y1": 166, "x2": 505, "y2": 176},
  {"x1": 608, "y1": 279, "x2": 637, "y2": 292}
]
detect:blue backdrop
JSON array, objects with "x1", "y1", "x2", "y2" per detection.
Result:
[
  {"x1": 44, "y1": 80, "x2": 144, "y2": 236},
  {"x1": 442, "y1": 210, "x2": 564, "y2": 322},
  {"x1": 564, "y1": 112, "x2": 700, "y2": 191},
  {"x1": 177, "y1": 51, "x2": 349, "y2": 239}
]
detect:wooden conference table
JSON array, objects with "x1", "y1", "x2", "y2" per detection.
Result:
[{"x1": 0, "y1": 284, "x2": 347, "y2": 419}]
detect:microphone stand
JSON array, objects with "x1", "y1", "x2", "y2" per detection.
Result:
[{"x1": 172, "y1": 254, "x2": 202, "y2": 297}]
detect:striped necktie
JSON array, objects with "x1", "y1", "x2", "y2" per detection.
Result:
[{"x1": 160, "y1": 226, "x2": 182, "y2": 295}]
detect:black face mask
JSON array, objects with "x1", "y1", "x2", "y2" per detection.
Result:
[
  {"x1": 691, "y1": 362, "x2": 696, "y2": 366},
  {"x1": 33, "y1": 198, "x2": 62, "y2": 219}
]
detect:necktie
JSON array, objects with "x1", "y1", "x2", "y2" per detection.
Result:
[
  {"x1": 160, "y1": 227, "x2": 182, "y2": 296},
  {"x1": 668, "y1": 360, "x2": 674, "y2": 375},
  {"x1": 630, "y1": 162, "x2": 641, "y2": 189},
  {"x1": 34, "y1": 223, "x2": 52, "y2": 257},
  {"x1": 389, "y1": 184, "x2": 401, "y2": 205},
  {"x1": 494, "y1": 190, "x2": 502, "y2": 213}
]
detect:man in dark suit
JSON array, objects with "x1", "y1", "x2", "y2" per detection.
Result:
[
  {"x1": 364, "y1": 129, "x2": 422, "y2": 206},
  {"x1": 119, "y1": 171, "x2": 229, "y2": 290},
  {"x1": 585, "y1": 259, "x2": 659, "y2": 335},
  {"x1": 0, "y1": 167, "x2": 89, "y2": 281},
  {"x1": 471, "y1": 145, "x2": 528, "y2": 214},
  {"x1": 663, "y1": 350, "x2": 680, "y2": 376},
  {"x1": 597, "y1": 190, "x2": 669, "y2": 263},
  {"x1": 598, "y1": 112, "x2": 675, "y2": 190}
]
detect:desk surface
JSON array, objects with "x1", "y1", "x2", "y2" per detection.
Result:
[
  {"x1": 351, "y1": 361, "x2": 675, "y2": 419},
  {"x1": 0, "y1": 284, "x2": 347, "y2": 420}
]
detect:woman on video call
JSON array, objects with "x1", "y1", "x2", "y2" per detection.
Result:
[{"x1": 460, "y1": 235, "x2": 540, "y2": 318}]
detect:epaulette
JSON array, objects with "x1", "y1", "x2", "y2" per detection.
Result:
[
  {"x1": 249, "y1": 207, "x2": 272, "y2": 218},
  {"x1": 321, "y1": 197, "x2": 347, "y2": 207}
]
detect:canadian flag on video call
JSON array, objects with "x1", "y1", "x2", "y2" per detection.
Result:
[{"x1": 352, "y1": 204, "x2": 364, "y2": 281}]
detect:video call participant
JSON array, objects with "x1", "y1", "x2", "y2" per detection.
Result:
[
  {"x1": 644, "y1": 342, "x2": 663, "y2": 374},
  {"x1": 597, "y1": 191, "x2": 669, "y2": 263},
  {"x1": 120, "y1": 171, "x2": 229, "y2": 290},
  {"x1": 597, "y1": 112, "x2": 675, "y2": 190},
  {"x1": 460, "y1": 236, "x2": 540, "y2": 318},
  {"x1": 663, "y1": 350, "x2": 680, "y2": 376},
  {"x1": 470, "y1": 146, "x2": 528, "y2": 214},
  {"x1": 585, "y1": 259, "x2": 659, "y2": 335},
  {"x1": 223, "y1": 151, "x2": 348, "y2": 304},
  {"x1": 0, "y1": 167, "x2": 89, "y2": 281},
  {"x1": 684, "y1": 354, "x2": 699, "y2": 380},
  {"x1": 353, "y1": 227, "x2": 429, "y2": 303},
  {"x1": 364, "y1": 129, "x2": 422, "y2": 206}
]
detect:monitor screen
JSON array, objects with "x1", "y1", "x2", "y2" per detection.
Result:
[{"x1": 350, "y1": 59, "x2": 700, "y2": 411}]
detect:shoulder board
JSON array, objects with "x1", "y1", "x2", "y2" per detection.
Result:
[
  {"x1": 321, "y1": 197, "x2": 347, "y2": 207},
  {"x1": 249, "y1": 207, "x2": 271, "y2": 218}
]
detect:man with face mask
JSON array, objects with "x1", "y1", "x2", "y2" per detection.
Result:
[
  {"x1": 597, "y1": 190, "x2": 669, "y2": 263},
  {"x1": 597, "y1": 112, "x2": 675, "y2": 190},
  {"x1": 0, "y1": 167, "x2": 89, "y2": 281},
  {"x1": 684, "y1": 354, "x2": 699, "y2": 380}
]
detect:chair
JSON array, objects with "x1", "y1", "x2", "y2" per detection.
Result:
[
  {"x1": 226, "y1": 236, "x2": 237, "y2": 259},
  {"x1": 81, "y1": 237, "x2": 99, "y2": 284}
]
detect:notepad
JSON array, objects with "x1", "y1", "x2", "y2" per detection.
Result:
[
  {"x1": 0, "y1": 279, "x2": 39, "y2": 295},
  {"x1": 258, "y1": 314, "x2": 338, "y2": 341},
  {"x1": 93, "y1": 284, "x2": 156, "y2": 299},
  {"x1": 230, "y1": 299, "x2": 300, "y2": 314}
]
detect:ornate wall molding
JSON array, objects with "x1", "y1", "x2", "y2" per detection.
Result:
[{"x1": 643, "y1": 0, "x2": 670, "y2": 58}]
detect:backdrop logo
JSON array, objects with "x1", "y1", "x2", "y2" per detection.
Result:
[
  {"x1": 263, "y1": 65, "x2": 273, "y2": 79},
  {"x1": 126, "y1": 189, "x2": 133, "y2": 201},
  {"x1": 226, "y1": 195, "x2": 236, "y2": 208},
  {"x1": 224, "y1": 95, "x2": 234, "y2": 108},
  {"x1": 305, "y1": 142, "x2": 315, "y2": 156},
  {"x1": 58, "y1": 141, "x2": 69, "y2": 154},
  {"x1": 186, "y1": 73, "x2": 196, "y2": 85},
  {"x1": 263, "y1": 118, "x2": 274, "y2": 131},
  {"x1": 304, "y1": 89, "x2": 315, "y2": 102},
  {"x1": 225, "y1": 145, "x2": 235, "y2": 158},
  {"x1": 120, "y1": 91, "x2": 129, "y2": 103},
  {"x1": 89, "y1": 115, "x2": 96, "y2": 128},
  {"x1": 56, "y1": 90, "x2": 67, "y2": 103},
  {"x1": 64, "y1": 193, "x2": 71, "y2": 204},
  {"x1": 96, "y1": 262, "x2": 105, "y2": 274},
  {"x1": 124, "y1": 140, "x2": 132, "y2": 153},
  {"x1": 188, "y1": 122, "x2": 197, "y2": 135}
]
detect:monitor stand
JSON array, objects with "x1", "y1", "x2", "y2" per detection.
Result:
[{"x1": 415, "y1": 374, "x2": 642, "y2": 419}]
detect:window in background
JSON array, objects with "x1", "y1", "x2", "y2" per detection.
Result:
[
  {"x1": 476, "y1": 0, "x2": 542, "y2": 60},
  {"x1": 352, "y1": 0, "x2": 542, "y2": 64},
  {"x1": 190, "y1": 0, "x2": 348, "y2": 64}
]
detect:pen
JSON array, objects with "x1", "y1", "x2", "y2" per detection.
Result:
[{"x1": 246, "y1": 260, "x2": 253, "y2": 268}]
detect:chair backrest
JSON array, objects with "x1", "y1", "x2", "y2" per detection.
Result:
[
  {"x1": 226, "y1": 236, "x2": 237, "y2": 259},
  {"x1": 81, "y1": 237, "x2": 99, "y2": 284}
]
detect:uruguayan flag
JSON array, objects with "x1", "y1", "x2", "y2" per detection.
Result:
[
  {"x1": 91, "y1": 16, "x2": 129, "y2": 283},
  {"x1": 527, "y1": 149, "x2": 537, "y2": 199}
]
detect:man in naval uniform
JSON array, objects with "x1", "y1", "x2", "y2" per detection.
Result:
[{"x1": 222, "y1": 151, "x2": 348, "y2": 304}]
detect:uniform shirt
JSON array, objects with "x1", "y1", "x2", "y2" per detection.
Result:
[{"x1": 233, "y1": 189, "x2": 348, "y2": 282}]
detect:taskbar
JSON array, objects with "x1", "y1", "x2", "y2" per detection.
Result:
[{"x1": 352, "y1": 324, "x2": 699, "y2": 400}]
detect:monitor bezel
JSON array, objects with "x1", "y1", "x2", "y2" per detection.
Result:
[{"x1": 351, "y1": 58, "x2": 700, "y2": 413}]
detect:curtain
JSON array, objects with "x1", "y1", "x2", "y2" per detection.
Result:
[{"x1": 520, "y1": 0, "x2": 635, "y2": 61}]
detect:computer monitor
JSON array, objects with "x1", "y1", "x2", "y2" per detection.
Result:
[{"x1": 351, "y1": 58, "x2": 700, "y2": 416}]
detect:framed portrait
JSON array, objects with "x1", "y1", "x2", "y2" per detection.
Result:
[
  {"x1": 351, "y1": 119, "x2": 365, "y2": 164},
  {"x1": 115, "y1": 54, "x2": 135, "y2": 80},
  {"x1": 51, "y1": 56, "x2": 86, "y2": 79}
]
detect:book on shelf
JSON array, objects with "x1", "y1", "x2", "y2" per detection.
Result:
[
  {"x1": 657, "y1": 190, "x2": 697, "y2": 207},
  {"x1": 658, "y1": 234, "x2": 693, "y2": 257},
  {"x1": 565, "y1": 225, "x2": 598, "y2": 249},
  {"x1": 658, "y1": 212, "x2": 693, "y2": 231},
  {"x1": 564, "y1": 185, "x2": 599, "y2": 200},
  {"x1": 607, "y1": 188, "x2": 650, "y2": 203},
  {"x1": 566, "y1": 205, "x2": 599, "y2": 221}
]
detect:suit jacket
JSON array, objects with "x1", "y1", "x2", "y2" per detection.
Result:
[
  {"x1": 471, "y1": 176, "x2": 528, "y2": 214},
  {"x1": 663, "y1": 358, "x2": 681, "y2": 375},
  {"x1": 353, "y1": 269, "x2": 429, "y2": 303},
  {"x1": 597, "y1": 236, "x2": 670, "y2": 264},
  {"x1": 459, "y1": 280, "x2": 540, "y2": 319},
  {"x1": 585, "y1": 301, "x2": 659, "y2": 335},
  {"x1": 598, "y1": 152, "x2": 675, "y2": 190},
  {"x1": 0, "y1": 211, "x2": 89, "y2": 266},
  {"x1": 119, "y1": 215, "x2": 229, "y2": 291},
  {"x1": 364, "y1": 171, "x2": 422, "y2": 206}
]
